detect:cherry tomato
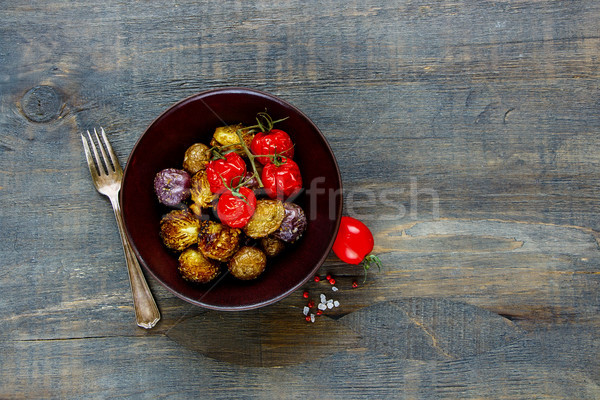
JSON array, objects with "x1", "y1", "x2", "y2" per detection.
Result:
[
  {"x1": 250, "y1": 128, "x2": 294, "y2": 165},
  {"x1": 205, "y1": 152, "x2": 246, "y2": 194},
  {"x1": 262, "y1": 158, "x2": 302, "y2": 200},
  {"x1": 216, "y1": 186, "x2": 257, "y2": 228},
  {"x1": 332, "y1": 216, "x2": 382, "y2": 281}
]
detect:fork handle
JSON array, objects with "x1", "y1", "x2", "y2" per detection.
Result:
[{"x1": 109, "y1": 196, "x2": 161, "y2": 329}]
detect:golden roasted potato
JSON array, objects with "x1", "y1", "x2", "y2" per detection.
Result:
[
  {"x1": 261, "y1": 236, "x2": 286, "y2": 257},
  {"x1": 190, "y1": 170, "x2": 216, "y2": 209},
  {"x1": 183, "y1": 143, "x2": 211, "y2": 174},
  {"x1": 210, "y1": 124, "x2": 254, "y2": 156},
  {"x1": 198, "y1": 220, "x2": 241, "y2": 262},
  {"x1": 243, "y1": 199, "x2": 285, "y2": 238},
  {"x1": 159, "y1": 209, "x2": 201, "y2": 251},
  {"x1": 178, "y1": 247, "x2": 220, "y2": 283},
  {"x1": 228, "y1": 246, "x2": 267, "y2": 280}
]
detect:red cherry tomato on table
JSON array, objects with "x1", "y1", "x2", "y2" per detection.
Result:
[
  {"x1": 262, "y1": 158, "x2": 303, "y2": 200},
  {"x1": 250, "y1": 128, "x2": 294, "y2": 165},
  {"x1": 333, "y1": 216, "x2": 382, "y2": 281},
  {"x1": 216, "y1": 186, "x2": 257, "y2": 228},
  {"x1": 205, "y1": 152, "x2": 246, "y2": 194}
]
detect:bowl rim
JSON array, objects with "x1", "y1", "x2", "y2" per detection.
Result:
[{"x1": 121, "y1": 87, "x2": 343, "y2": 310}]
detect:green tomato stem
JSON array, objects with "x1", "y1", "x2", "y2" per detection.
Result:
[
  {"x1": 234, "y1": 128, "x2": 264, "y2": 187},
  {"x1": 219, "y1": 174, "x2": 250, "y2": 205},
  {"x1": 231, "y1": 111, "x2": 289, "y2": 188},
  {"x1": 245, "y1": 111, "x2": 288, "y2": 133},
  {"x1": 361, "y1": 254, "x2": 383, "y2": 283},
  {"x1": 210, "y1": 147, "x2": 227, "y2": 160}
]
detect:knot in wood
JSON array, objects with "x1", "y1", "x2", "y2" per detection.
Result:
[{"x1": 21, "y1": 85, "x2": 62, "y2": 123}]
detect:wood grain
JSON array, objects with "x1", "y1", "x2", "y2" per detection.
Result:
[{"x1": 1, "y1": 0, "x2": 599, "y2": 398}]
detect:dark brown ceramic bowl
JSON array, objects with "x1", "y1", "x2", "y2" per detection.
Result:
[{"x1": 121, "y1": 88, "x2": 342, "y2": 310}]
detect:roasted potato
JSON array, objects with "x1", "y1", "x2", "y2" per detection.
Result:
[
  {"x1": 160, "y1": 209, "x2": 201, "y2": 251},
  {"x1": 228, "y1": 246, "x2": 267, "y2": 280},
  {"x1": 210, "y1": 124, "x2": 254, "y2": 156},
  {"x1": 243, "y1": 199, "x2": 285, "y2": 238},
  {"x1": 183, "y1": 143, "x2": 211, "y2": 174},
  {"x1": 260, "y1": 235, "x2": 286, "y2": 257},
  {"x1": 273, "y1": 202, "x2": 307, "y2": 243},
  {"x1": 178, "y1": 247, "x2": 220, "y2": 283},
  {"x1": 198, "y1": 220, "x2": 241, "y2": 262},
  {"x1": 190, "y1": 170, "x2": 217, "y2": 209},
  {"x1": 154, "y1": 168, "x2": 191, "y2": 207}
]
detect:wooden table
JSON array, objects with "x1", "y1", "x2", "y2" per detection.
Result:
[{"x1": 2, "y1": 1, "x2": 599, "y2": 398}]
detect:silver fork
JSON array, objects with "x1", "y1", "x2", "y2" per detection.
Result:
[{"x1": 81, "y1": 127, "x2": 160, "y2": 329}]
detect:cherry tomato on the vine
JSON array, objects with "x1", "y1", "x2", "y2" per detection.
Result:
[
  {"x1": 205, "y1": 152, "x2": 246, "y2": 194},
  {"x1": 262, "y1": 158, "x2": 302, "y2": 200},
  {"x1": 216, "y1": 186, "x2": 257, "y2": 228},
  {"x1": 332, "y1": 216, "x2": 382, "y2": 281},
  {"x1": 250, "y1": 128, "x2": 294, "y2": 165}
]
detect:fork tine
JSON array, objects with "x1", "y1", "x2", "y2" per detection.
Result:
[
  {"x1": 92, "y1": 128, "x2": 113, "y2": 174},
  {"x1": 81, "y1": 133, "x2": 100, "y2": 180},
  {"x1": 99, "y1": 127, "x2": 122, "y2": 173},
  {"x1": 86, "y1": 129, "x2": 105, "y2": 175}
]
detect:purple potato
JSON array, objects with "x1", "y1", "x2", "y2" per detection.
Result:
[
  {"x1": 273, "y1": 202, "x2": 306, "y2": 243},
  {"x1": 154, "y1": 168, "x2": 191, "y2": 206}
]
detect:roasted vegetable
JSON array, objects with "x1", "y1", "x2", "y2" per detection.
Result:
[
  {"x1": 273, "y1": 202, "x2": 307, "y2": 243},
  {"x1": 250, "y1": 128, "x2": 294, "y2": 165},
  {"x1": 216, "y1": 186, "x2": 257, "y2": 228},
  {"x1": 261, "y1": 235, "x2": 286, "y2": 257},
  {"x1": 205, "y1": 152, "x2": 246, "y2": 194},
  {"x1": 160, "y1": 209, "x2": 201, "y2": 251},
  {"x1": 154, "y1": 168, "x2": 191, "y2": 206},
  {"x1": 198, "y1": 220, "x2": 241, "y2": 262},
  {"x1": 190, "y1": 171, "x2": 217, "y2": 209},
  {"x1": 228, "y1": 246, "x2": 267, "y2": 280},
  {"x1": 243, "y1": 199, "x2": 285, "y2": 238},
  {"x1": 210, "y1": 124, "x2": 255, "y2": 156},
  {"x1": 183, "y1": 143, "x2": 211, "y2": 174},
  {"x1": 178, "y1": 247, "x2": 220, "y2": 283},
  {"x1": 262, "y1": 158, "x2": 302, "y2": 200}
]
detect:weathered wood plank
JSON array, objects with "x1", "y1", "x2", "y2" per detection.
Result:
[{"x1": 1, "y1": 328, "x2": 598, "y2": 399}]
